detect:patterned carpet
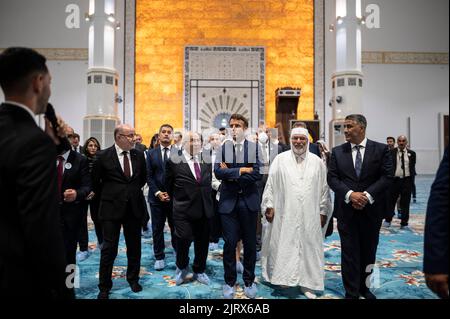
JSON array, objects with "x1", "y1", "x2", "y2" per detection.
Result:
[{"x1": 75, "y1": 175, "x2": 438, "y2": 299}]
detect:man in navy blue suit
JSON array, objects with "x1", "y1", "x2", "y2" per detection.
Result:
[
  {"x1": 147, "y1": 124, "x2": 178, "y2": 271},
  {"x1": 328, "y1": 114, "x2": 393, "y2": 299},
  {"x1": 214, "y1": 114, "x2": 262, "y2": 299},
  {"x1": 424, "y1": 147, "x2": 449, "y2": 299}
]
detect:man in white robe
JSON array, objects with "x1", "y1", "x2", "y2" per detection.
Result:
[{"x1": 261, "y1": 127, "x2": 332, "y2": 299}]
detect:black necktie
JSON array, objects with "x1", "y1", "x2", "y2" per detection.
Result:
[
  {"x1": 400, "y1": 150, "x2": 405, "y2": 177},
  {"x1": 163, "y1": 147, "x2": 169, "y2": 164},
  {"x1": 122, "y1": 151, "x2": 131, "y2": 178}
]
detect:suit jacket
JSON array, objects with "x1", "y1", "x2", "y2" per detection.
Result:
[
  {"x1": 147, "y1": 145, "x2": 180, "y2": 204},
  {"x1": 0, "y1": 103, "x2": 68, "y2": 298},
  {"x1": 327, "y1": 139, "x2": 394, "y2": 221},
  {"x1": 424, "y1": 147, "x2": 448, "y2": 274},
  {"x1": 390, "y1": 147, "x2": 417, "y2": 177},
  {"x1": 60, "y1": 150, "x2": 91, "y2": 216},
  {"x1": 259, "y1": 142, "x2": 284, "y2": 184},
  {"x1": 165, "y1": 151, "x2": 213, "y2": 220},
  {"x1": 214, "y1": 140, "x2": 262, "y2": 214},
  {"x1": 93, "y1": 146, "x2": 148, "y2": 222}
]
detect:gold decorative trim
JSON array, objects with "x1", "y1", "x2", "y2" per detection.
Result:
[
  {"x1": 0, "y1": 48, "x2": 88, "y2": 61},
  {"x1": 363, "y1": 51, "x2": 448, "y2": 65}
]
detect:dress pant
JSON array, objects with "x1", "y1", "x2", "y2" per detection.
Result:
[
  {"x1": 411, "y1": 175, "x2": 417, "y2": 199},
  {"x1": 61, "y1": 205, "x2": 84, "y2": 267},
  {"x1": 221, "y1": 196, "x2": 257, "y2": 287},
  {"x1": 175, "y1": 215, "x2": 210, "y2": 273},
  {"x1": 256, "y1": 178, "x2": 267, "y2": 252},
  {"x1": 98, "y1": 204, "x2": 142, "y2": 292},
  {"x1": 337, "y1": 213, "x2": 382, "y2": 297},
  {"x1": 150, "y1": 201, "x2": 177, "y2": 260},
  {"x1": 78, "y1": 204, "x2": 89, "y2": 251},
  {"x1": 386, "y1": 176, "x2": 412, "y2": 226},
  {"x1": 208, "y1": 190, "x2": 222, "y2": 243}
]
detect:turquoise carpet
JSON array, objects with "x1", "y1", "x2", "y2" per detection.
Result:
[{"x1": 75, "y1": 175, "x2": 438, "y2": 299}]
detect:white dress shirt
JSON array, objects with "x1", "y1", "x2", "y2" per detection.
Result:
[
  {"x1": 344, "y1": 138, "x2": 374, "y2": 204},
  {"x1": 183, "y1": 150, "x2": 201, "y2": 180},
  {"x1": 395, "y1": 148, "x2": 410, "y2": 178},
  {"x1": 56, "y1": 150, "x2": 70, "y2": 174},
  {"x1": 114, "y1": 144, "x2": 133, "y2": 176},
  {"x1": 160, "y1": 144, "x2": 172, "y2": 161}
]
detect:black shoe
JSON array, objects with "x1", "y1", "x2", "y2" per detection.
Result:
[
  {"x1": 97, "y1": 291, "x2": 109, "y2": 299},
  {"x1": 130, "y1": 282, "x2": 143, "y2": 293},
  {"x1": 360, "y1": 291, "x2": 376, "y2": 299}
]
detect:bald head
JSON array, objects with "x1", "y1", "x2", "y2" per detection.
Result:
[
  {"x1": 114, "y1": 124, "x2": 136, "y2": 151},
  {"x1": 397, "y1": 135, "x2": 408, "y2": 150}
]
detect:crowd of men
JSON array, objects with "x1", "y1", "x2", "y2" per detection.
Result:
[{"x1": 0, "y1": 47, "x2": 448, "y2": 300}]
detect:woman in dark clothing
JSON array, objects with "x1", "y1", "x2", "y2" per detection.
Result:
[{"x1": 77, "y1": 137, "x2": 103, "y2": 260}]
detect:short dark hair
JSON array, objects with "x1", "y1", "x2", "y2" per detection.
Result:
[
  {"x1": 345, "y1": 114, "x2": 367, "y2": 129},
  {"x1": 159, "y1": 124, "x2": 174, "y2": 133},
  {"x1": 0, "y1": 47, "x2": 48, "y2": 94},
  {"x1": 229, "y1": 114, "x2": 249, "y2": 128},
  {"x1": 72, "y1": 133, "x2": 80, "y2": 139},
  {"x1": 386, "y1": 136, "x2": 395, "y2": 142}
]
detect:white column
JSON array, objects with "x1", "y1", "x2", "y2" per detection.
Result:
[
  {"x1": 83, "y1": 0, "x2": 120, "y2": 149},
  {"x1": 329, "y1": 0, "x2": 365, "y2": 147}
]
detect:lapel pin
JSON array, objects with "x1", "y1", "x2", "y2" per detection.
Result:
[{"x1": 65, "y1": 162, "x2": 72, "y2": 170}]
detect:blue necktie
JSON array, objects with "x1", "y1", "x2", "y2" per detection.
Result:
[{"x1": 354, "y1": 145, "x2": 362, "y2": 178}]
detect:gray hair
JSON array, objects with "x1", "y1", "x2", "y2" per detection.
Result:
[{"x1": 345, "y1": 114, "x2": 367, "y2": 129}]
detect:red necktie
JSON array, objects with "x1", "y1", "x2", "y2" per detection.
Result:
[
  {"x1": 57, "y1": 155, "x2": 64, "y2": 194},
  {"x1": 122, "y1": 151, "x2": 131, "y2": 178}
]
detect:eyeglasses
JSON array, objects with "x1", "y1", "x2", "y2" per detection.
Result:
[{"x1": 120, "y1": 133, "x2": 136, "y2": 139}]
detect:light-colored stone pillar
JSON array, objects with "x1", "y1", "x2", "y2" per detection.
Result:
[{"x1": 83, "y1": 0, "x2": 120, "y2": 148}]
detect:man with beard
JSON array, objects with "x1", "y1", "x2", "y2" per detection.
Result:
[{"x1": 260, "y1": 127, "x2": 331, "y2": 299}]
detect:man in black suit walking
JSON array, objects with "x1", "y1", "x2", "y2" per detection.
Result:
[
  {"x1": 93, "y1": 124, "x2": 148, "y2": 299},
  {"x1": 328, "y1": 114, "x2": 393, "y2": 299},
  {"x1": 424, "y1": 147, "x2": 449, "y2": 299},
  {"x1": 165, "y1": 132, "x2": 214, "y2": 286},
  {"x1": 57, "y1": 148, "x2": 91, "y2": 275},
  {"x1": 0, "y1": 47, "x2": 70, "y2": 298},
  {"x1": 384, "y1": 135, "x2": 416, "y2": 229}
]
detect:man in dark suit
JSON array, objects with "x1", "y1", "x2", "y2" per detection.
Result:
[
  {"x1": 147, "y1": 124, "x2": 178, "y2": 271},
  {"x1": 0, "y1": 47, "x2": 70, "y2": 299},
  {"x1": 256, "y1": 128, "x2": 284, "y2": 257},
  {"x1": 165, "y1": 132, "x2": 213, "y2": 286},
  {"x1": 93, "y1": 124, "x2": 148, "y2": 299},
  {"x1": 215, "y1": 114, "x2": 262, "y2": 299},
  {"x1": 57, "y1": 148, "x2": 91, "y2": 289},
  {"x1": 384, "y1": 135, "x2": 416, "y2": 229},
  {"x1": 424, "y1": 147, "x2": 448, "y2": 299},
  {"x1": 328, "y1": 114, "x2": 393, "y2": 299}
]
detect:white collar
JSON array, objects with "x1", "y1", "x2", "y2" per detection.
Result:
[
  {"x1": 4, "y1": 100, "x2": 36, "y2": 120},
  {"x1": 114, "y1": 143, "x2": 129, "y2": 155},
  {"x1": 351, "y1": 137, "x2": 368, "y2": 149},
  {"x1": 161, "y1": 144, "x2": 171, "y2": 151},
  {"x1": 183, "y1": 149, "x2": 199, "y2": 161},
  {"x1": 59, "y1": 150, "x2": 70, "y2": 161}
]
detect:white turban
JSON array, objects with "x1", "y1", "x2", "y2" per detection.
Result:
[{"x1": 290, "y1": 127, "x2": 309, "y2": 138}]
